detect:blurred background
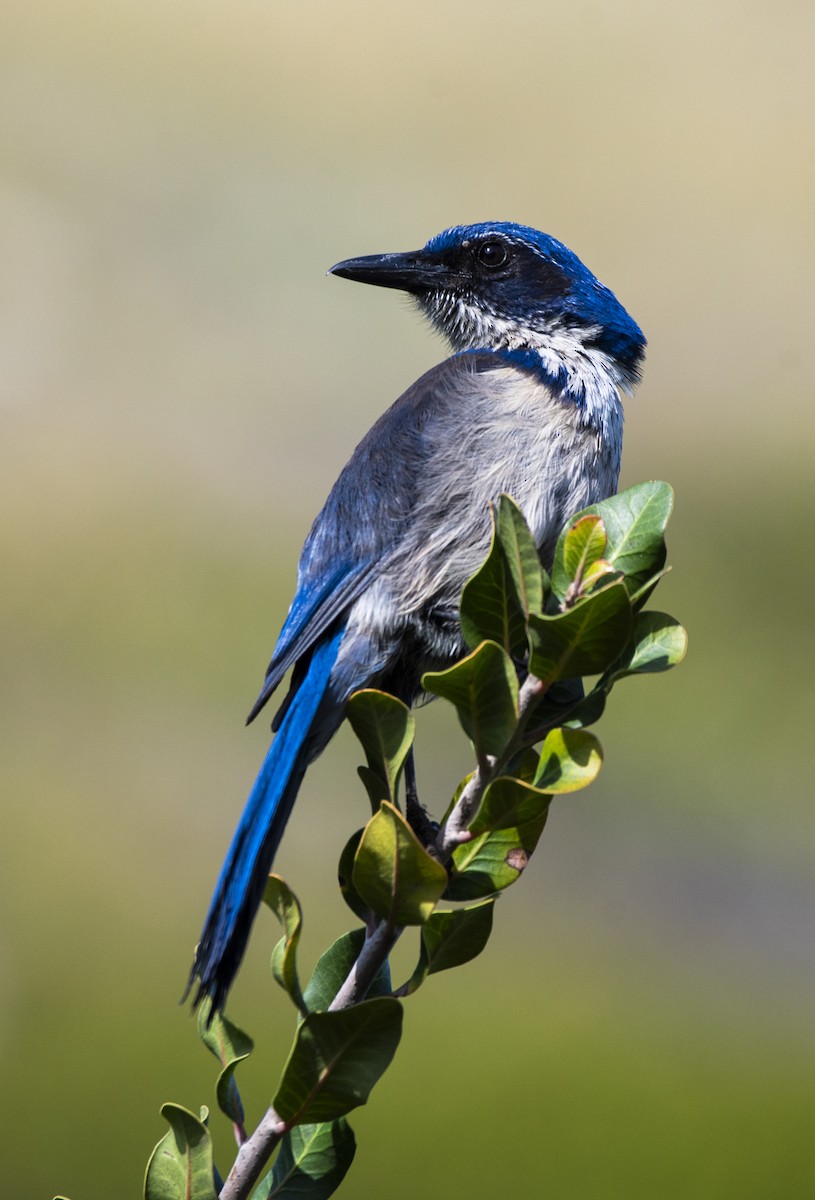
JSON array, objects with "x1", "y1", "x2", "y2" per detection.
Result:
[{"x1": 2, "y1": 1, "x2": 814, "y2": 1196}]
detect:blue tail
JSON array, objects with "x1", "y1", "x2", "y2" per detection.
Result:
[{"x1": 189, "y1": 627, "x2": 345, "y2": 1014}]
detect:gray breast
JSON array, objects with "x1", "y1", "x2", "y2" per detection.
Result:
[{"x1": 385, "y1": 364, "x2": 620, "y2": 614}]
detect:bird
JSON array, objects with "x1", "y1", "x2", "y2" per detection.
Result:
[{"x1": 188, "y1": 221, "x2": 646, "y2": 1015}]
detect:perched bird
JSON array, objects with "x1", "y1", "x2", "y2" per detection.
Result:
[{"x1": 189, "y1": 221, "x2": 645, "y2": 1014}]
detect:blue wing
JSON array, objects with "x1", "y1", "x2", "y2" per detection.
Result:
[
  {"x1": 246, "y1": 351, "x2": 514, "y2": 725},
  {"x1": 246, "y1": 557, "x2": 377, "y2": 724}
]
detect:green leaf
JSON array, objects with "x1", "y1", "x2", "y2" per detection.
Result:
[
  {"x1": 578, "y1": 481, "x2": 673, "y2": 599},
  {"x1": 257, "y1": 1119, "x2": 356, "y2": 1200},
  {"x1": 445, "y1": 824, "x2": 546, "y2": 900},
  {"x1": 144, "y1": 1104, "x2": 218, "y2": 1200},
  {"x1": 523, "y1": 685, "x2": 607, "y2": 741},
  {"x1": 533, "y1": 727, "x2": 603, "y2": 793},
  {"x1": 512, "y1": 675, "x2": 585, "y2": 735},
  {"x1": 263, "y1": 875, "x2": 307, "y2": 1015},
  {"x1": 445, "y1": 777, "x2": 551, "y2": 900},
  {"x1": 469, "y1": 775, "x2": 551, "y2": 836},
  {"x1": 423, "y1": 640, "x2": 519, "y2": 758},
  {"x1": 303, "y1": 929, "x2": 392, "y2": 1013},
  {"x1": 459, "y1": 495, "x2": 546, "y2": 656},
  {"x1": 196, "y1": 1003, "x2": 253, "y2": 1131},
  {"x1": 501, "y1": 747, "x2": 540, "y2": 783},
  {"x1": 551, "y1": 514, "x2": 608, "y2": 600},
  {"x1": 353, "y1": 801, "x2": 448, "y2": 926},
  {"x1": 628, "y1": 566, "x2": 672, "y2": 608},
  {"x1": 460, "y1": 510, "x2": 525, "y2": 656},
  {"x1": 495, "y1": 493, "x2": 547, "y2": 621},
  {"x1": 601, "y1": 611, "x2": 688, "y2": 687},
  {"x1": 273, "y1": 998, "x2": 403, "y2": 1125},
  {"x1": 528, "y1": 581, "x2": 632, "y2": 683},
  {"x1": 337, "y1": 830, "x2": 371, "y2": 924},
  {"x1": 406, "y1": 900, "x2": 495, "y2": 994},
  {"x1": 356, "y1": 764, "x2": 389, "y2": 811},
  {"x1": 561, "y1": 688, "x2": 607, "y2": 729},
  {"x1": 346, "y1": 690, "x2": 415, "y2": 807}
]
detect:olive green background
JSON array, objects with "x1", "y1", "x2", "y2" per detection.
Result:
[{"x1": 2, "y1": 2, "x2": 813, "y2": 1196}]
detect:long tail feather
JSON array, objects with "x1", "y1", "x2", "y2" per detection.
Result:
[{"x1": 188, "y1": 626, "x2": 345, "y2": 1014}]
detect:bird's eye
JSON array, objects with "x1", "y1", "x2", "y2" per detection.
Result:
[{"x1": 476, "y1": 241, "x2": 509, "y2": 269}]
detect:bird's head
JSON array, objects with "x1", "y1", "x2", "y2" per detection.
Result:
[{"x1": 329, "y1": 221, "x2": 645, "y2": 397}]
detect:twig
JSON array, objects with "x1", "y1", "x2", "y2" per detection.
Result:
[
  {"x1": 329, "y1": 917, "x2": 402, "y2": 1011},
  {"x1": 434, "y1": 672, "x2": 546, "y2": 861},
  {"x1": 218, "y1": 911, "x2": 403, "y2": 1196},
  {"x1": 218, "y1": 1106, "x2": 288, "y2": 1200}
]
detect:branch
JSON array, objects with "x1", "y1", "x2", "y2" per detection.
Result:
[
  {"x1": 217, "y1": 917, "x2": 402, "y2": 1198},
  {"x1": 329, "y1": 917, "x2": 402, "y2": 1011},
  {"x1": 218, "y1": 1105, "x2": 288, "y2": 1200},
  {"x1": 435, "y1": 673, "x2": 546, "y2": 861}
]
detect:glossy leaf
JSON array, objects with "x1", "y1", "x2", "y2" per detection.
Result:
[
  {"x1": 196, "y1": 1003, "x2": 253, "y2": 1131},
  {"x1": 469, "y1": 775, "x2": 551, "y2": 836},
  {"x1": 263, "y1": 875, "x2": 306, "y2": 1015},
  {"x1": 463, "y1": 494, "x2": 544, "y2": 657},
  {"x1": 503, "y1": 746, "x2": 542, "y2": 784},
  {"x1": 460, "y1": 510, "x2": 526, "y2": 656},
  {"x1": 528, "y1": 581, "x2": 632, "y2": 682},
  {"x1": 303, "y1": 929, "x2": 392, "y2": 1014},
  {"x1": 144, "y1": 1104, "x2": 217, "y2": 1200},
  {"x1": 578, "y1": 481, "x2": 673, "y2": 598},
  {"x1": 561, "y1": 688, "x2": 607, "y2": 729},
  {"x1": 463, "y1": 492, "x2": 552, "y2": 657},
  {"x1": 533, "y1": 727, "x2": 603, "y2": 793},
  {"x1": 356, "y1": 764, "x2": 389, "y2": 811},
  {"x1": 257, "y1": 1119, "x2": 356, "y2": 1200},
  {"x1": 337, "y1": 830, "x2": 371, "y2": 924},
  {"x1": 406, "y1": 900, "x2": 495, "y2": 993},
  {"x1": 602, "y1": 611, "x2": 688, "y2": 687},
  {"x1": 353, "y1": 801, "x2": 447, "y2": 926},
  {"x1": 346, "y1": 689, "x2": 414, "y2": 807},
  {"x1": 495, "y1": 493, "x2": 547, "y2": 619},
  {"x1": 273, "y1": 998, "x2": 403, "y2": 1125},
  {"x1": 551, "y1": 514, "x2": 608, "y2": 600},
  {"x1": 628, "y1": 566, "x2": 672, "y2": 609},
  {"x1": 423, "y1": 640, "x2": 519, "y2": 758},
  {"x1": 446, "y1": 777, "x2": 551, "y2": 900},
  {"x1": 460, "y1": 495, "x2": 546, "y2": 655},
  {"x1": 523, "y1": 685, "x2": 608, "y2": 741},
  {"x1": 445, "y1": 824, "x2": 547, "y2": 900},
  {"x1": 581, "y1": 558, "x2": 618, "y2": 591}
]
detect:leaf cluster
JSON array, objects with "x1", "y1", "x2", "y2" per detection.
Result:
[{"x1": 137, "y1": 482, "x2": 685, "y2": 1200}]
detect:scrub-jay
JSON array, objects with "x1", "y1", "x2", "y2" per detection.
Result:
[{"x1": 189, "y1": 221, "x2": 645, "y2": 1014}]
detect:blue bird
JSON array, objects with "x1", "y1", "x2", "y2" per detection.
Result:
[{"x1": 189, "y1": 221, "x2": 645, "y2": 1014}]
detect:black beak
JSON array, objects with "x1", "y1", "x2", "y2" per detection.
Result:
[{"x1": 328, "y1": 249, "x2": 449, "y2": 294}]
